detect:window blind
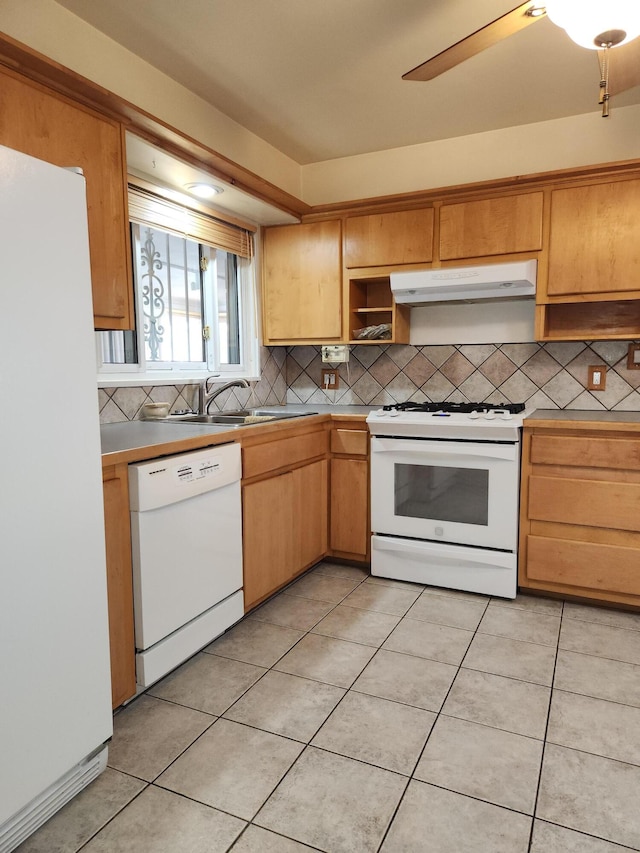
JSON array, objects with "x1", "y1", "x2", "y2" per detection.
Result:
[{"x1": 128, "y1": 185, "x2": 253, "y2": 258}]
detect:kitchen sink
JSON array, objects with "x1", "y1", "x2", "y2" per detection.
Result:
[{"x1": 166, "y1": 409, "x2": 317, "y2": 425}]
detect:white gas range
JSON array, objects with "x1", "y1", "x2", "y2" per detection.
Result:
[{"x1": 366, "y1": 402, "x2": 530, "y2": 599}]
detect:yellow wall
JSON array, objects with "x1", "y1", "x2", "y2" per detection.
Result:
[
  {"x1": 0, "y1": 0, "x2": 302, "y2": 198},
  {"x1": 300, "y1": 105, "x2": 640, "y2": 205},
  {"x1": 2, "y1": 0, "x2": 639, "y2": 207}
]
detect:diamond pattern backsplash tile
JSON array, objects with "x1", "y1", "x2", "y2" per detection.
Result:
[
  {"x1": 100, "y1": 341, "x2": 640, "y2": 423},
  {"x1": 286, "y1": 342, "x2": 640, "y2": 411},
  {"x1": 99, "y1": 347, "x2": 288, "y2": 423}
]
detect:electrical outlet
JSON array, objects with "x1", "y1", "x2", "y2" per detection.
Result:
[
  {"x1": 587, "y1": 365, "x2": 607, "y2": 391},
  {"x1": 321, "y1": 368, "x2": 339, "y2": 389}
]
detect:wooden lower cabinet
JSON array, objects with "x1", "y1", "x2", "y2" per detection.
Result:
[
  {"x1": 242, "y1": 424, "x2": 329, "y2": 611},
  {"x1": 330, "y1": 458, "x2": 369, "y2": 558},
  {"x1": 242, "y1": 473, "x2": 295, "y2": 609},
  {"x1": 519, "y1": 419, "x2": 640, "y2": 607},
  {"x1": 102, "y1": 464, "x2": 136, "y2": 708},
  {"x1": 294, "y1": 459, "x2": 328, "y2": 569},
  {"x1": 328, "y1": 422, "x2": 370, "y2": 562}
]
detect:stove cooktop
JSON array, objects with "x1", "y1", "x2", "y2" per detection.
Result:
[
  {"x1": 382, "y1": 401, "x2": 525, "y2": 414},
  {"x1": 367, "y1": 401, "x2": 530, "y2": 440}
]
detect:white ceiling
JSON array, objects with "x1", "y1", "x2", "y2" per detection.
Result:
[{"x1": 54, "y1": 0, "x2": 640, "y2": 167}]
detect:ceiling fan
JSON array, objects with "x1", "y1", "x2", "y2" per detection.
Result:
[{"x1": 403, "y1": 1, "x2": 640, "y2": 116}]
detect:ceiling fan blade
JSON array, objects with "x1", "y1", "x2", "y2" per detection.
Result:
[
  {"x1": 609, "y1": 37, "x2": 640, "y2": 95},
  {"x1": 403, "y1": 2, "x2": 545, "y2": 81}
]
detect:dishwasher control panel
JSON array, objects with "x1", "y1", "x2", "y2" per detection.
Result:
[
  {"x1": 129, "y1": 443, "x2": 241, "y2": 512},
  {"x1": 176, "y1": 458, "x2": 221, "y2": 483}
]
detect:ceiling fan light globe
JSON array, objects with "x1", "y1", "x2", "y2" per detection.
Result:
[{"x1": 545, "y1": 0, "x2": 640, "y2": 49}]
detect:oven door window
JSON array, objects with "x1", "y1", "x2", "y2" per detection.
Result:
[{"x1": 394, "y1": 463, "x2": 489, "y2": 526}]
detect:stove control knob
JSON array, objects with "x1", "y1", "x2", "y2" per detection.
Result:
[
  {"x1": 468, "y1": 411, "x2": 480, "y2": 419},
  {"x1": 500, "y1": 411, "x2": 513, "y2": 420},
  {"x1": 484, "y1": 411, "x2": 496, "y2": 420}
]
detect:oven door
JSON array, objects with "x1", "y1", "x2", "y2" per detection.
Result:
[{"x1": 370, "y1": 436, "x2": 519, "y2": 551}]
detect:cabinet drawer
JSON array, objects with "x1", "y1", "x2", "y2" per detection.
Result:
[
  {"x1": 331, "y1": 428, "x2": 368, "y2": 456},
  {"x1": 527, "y1": 534, "x2": 640, "y2": 595},
  {"x1": 243, "y1": 429, "x2": 328, "y2": 479},
  {"x1": 528, "y1": 475, "x2": 640, "y2": 532},
  {"x1": 531, "y1": 434, "x2": 640, "y2": 471}
]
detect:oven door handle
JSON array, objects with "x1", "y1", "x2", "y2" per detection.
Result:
[{"x1": 370, "y1": 437, "x2": 517, "y2": 462}]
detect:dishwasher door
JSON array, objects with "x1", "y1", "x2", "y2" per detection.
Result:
[{"x1": 129, "y1": 442, "x2": 243, "y2": 687}]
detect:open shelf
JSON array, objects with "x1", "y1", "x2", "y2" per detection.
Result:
[
  {"x1": 348, "y1": 276, "x2": 409, "y2": 344},
  {"x1": 537, "y1": 300, "x2": 640, "y2": 341}
]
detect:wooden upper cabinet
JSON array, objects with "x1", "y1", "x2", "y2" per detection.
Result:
[
  {"x1": 0, "y1": 68, "x2": 133, "y2": 330},
  {"x1": 262, "y1": 220, "x2": 342, "y2": 343},
  {"x1": 439, "y1": 192, "x2": 544, "y2": 261},
  {"x1": 546, "y1": 179, "x2": 640, "y2": 299},
  {"x1": 344, "y1": 208, "x2": 434, "y2": 268}
]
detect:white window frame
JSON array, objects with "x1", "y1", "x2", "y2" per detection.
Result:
[{"x1": 97, "y1": 218, "x2": 260, "y2": 388}]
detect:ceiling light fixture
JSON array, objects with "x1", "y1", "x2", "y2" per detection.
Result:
[
  {"x1": 545, "y1": 1, "x2": 640, "y2": 117},
  {"x1": 183, "y1": 182, "x2": 224, "y2": 198},
  {"x1": 544, "y1": 0, "x2": 640, "y2": 49}
]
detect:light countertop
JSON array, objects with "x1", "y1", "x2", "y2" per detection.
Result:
[
  {"x1": 525, "y1": 409, "x2": 640, "y2": 430},
  {"x1": 101, "y1": 404, "x2": 374, "y2": 465}
]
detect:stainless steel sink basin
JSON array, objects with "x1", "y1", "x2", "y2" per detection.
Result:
[{"x1": 166, "y1": 409, "x2": 316, "y2": 426}]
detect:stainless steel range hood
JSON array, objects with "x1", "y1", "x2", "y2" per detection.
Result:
[{"x1": 390, "y1": 259, "x2": 537, "y2": 305}]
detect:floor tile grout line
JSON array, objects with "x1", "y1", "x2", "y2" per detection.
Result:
[
  {"x1": 533, "y1": 818, "x2": 640, "y2": 853},
  {"x1": 561, "y1": 614, "x2": 640, "y2": 634},
  {"x1": 549, "y1": 685, "x2": 640, "y2": 714},
  {"x1": 228, "y1": 821, "x2": 325, "y2": 853},
  {"x1": 76, "y1": 784, "x2": 152, "y2": 852},
  {"x1": 526, "y1": 599, "x2": 564, "y2": 852},
  {"x1": 399, "y1": 596, "x2": 490, "y2": 791}
]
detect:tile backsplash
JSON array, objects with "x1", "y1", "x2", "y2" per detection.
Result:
[
  {"x1": 99, "y1": 347, "x2": 287, "y2": 423},
  {"x1": 286, "y1": 341, "x2": 640, "y2": 411},
  {"x1": 99, "y1": 340, "x2": 640, "y2": 424}
]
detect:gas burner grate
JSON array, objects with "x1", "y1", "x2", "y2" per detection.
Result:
[{"x1": 382, "y1": 401, "x2": 526, "y2": 414}]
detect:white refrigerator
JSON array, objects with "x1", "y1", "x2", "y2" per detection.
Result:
[{"x1": 0, "y1": 145, "x2": 113, "y2": 851}]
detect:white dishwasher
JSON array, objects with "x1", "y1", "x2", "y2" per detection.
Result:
[{"x1": 129, "y1": 442, "x2": 243, "y2": 689}]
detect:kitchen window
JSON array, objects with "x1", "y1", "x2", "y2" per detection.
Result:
[{"x1": 97, "y1": 185, "x2": 258, "y2": 382}]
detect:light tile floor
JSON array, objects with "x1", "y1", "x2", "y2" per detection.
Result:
[{"x1": 17, "y1": 562, "x2": 640, "y2": 852}]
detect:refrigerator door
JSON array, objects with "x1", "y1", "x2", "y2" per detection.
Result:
[{"x1": 0, "y1": 146, "x2": 112, "y2": 839}]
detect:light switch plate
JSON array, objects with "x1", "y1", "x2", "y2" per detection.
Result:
[{"x1": 627, "y1": 344, "x2": 640, "y2": 370}]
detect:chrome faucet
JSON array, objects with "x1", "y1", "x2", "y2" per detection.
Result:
[{"x1": 199, "y1": 377, "x2": 250, "y2": 414}]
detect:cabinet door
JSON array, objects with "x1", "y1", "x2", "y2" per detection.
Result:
[
  {"x1": 102, "y1": 465, "x2": 136, "y2": 708},
  {"x1": 345, "y1": 209, "x2": 434, "y2": 268},
  {"x1": 547, "y1": 180, "x2": 640, "y2": 298},
  {"x1": 293, "y1": 459, "x2": 328, "y2": 568},
  {"x1": 263, "y1": 220, "x2": 342, "y2": 342},
  {"x1": 0, "y1": 69, "x2": 133, "y2": 330},
  {"x1": 330, "y1": 457, "x2": 369, "y2": 558},
  {"x1": 439, "y1": 192, "x2": 543, "y2": 260},
  {"x1": 242, "y1": 473, "x2": 295, "y2": 610}
]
